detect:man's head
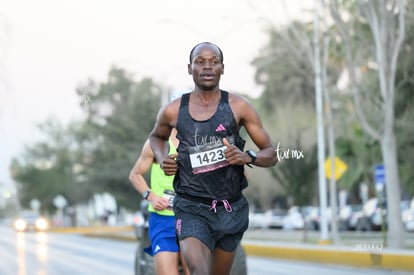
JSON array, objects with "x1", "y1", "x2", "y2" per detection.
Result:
[
  {"x1": 188, "y1": 42, "x2": 224, "y2": 91},
  {"x1": 189, "y1": 42, "x2": 224, "y2": 64}
]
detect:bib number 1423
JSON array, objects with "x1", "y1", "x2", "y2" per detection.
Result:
[{"x1": 189, "y1": 145, "x2": 228, "y2": 174}]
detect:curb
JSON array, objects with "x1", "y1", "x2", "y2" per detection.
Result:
[
  {"x1": 242, "y1": 243, "x2": 414, "y2": 272},
  {"x1": 50, "y1": 225, "x2": 133, "y2": 234},
  {"x1": 53, "y1": 226, "x2": 414, "y2": 272}
]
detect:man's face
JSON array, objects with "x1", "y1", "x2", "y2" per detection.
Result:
[{"x1": 188, "y1": 45, "x2": 224, "y2": 90}]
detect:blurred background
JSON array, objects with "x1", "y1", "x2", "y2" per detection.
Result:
[{"x1": 0, "y1": 0, "x2": 413, "y2": 249}]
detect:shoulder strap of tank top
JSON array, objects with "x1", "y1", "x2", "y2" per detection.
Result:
[
  {"x1": 179, "y1": 92, "x2": 190, "y2": 109},
  {"x1": 220, "y1": 90, "x2": 229, "y2": 104},
  {"x1": 179, "y1": 91, "x2": 228, "y2": 107}
]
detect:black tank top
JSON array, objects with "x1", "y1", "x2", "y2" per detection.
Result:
[{"x1": 174, "y1": 90, "x2": 248, "y2": 200}]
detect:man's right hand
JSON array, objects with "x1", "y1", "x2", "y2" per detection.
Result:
[{"x1": 161, "y1": 153, "x2": 178, "y2": 175}]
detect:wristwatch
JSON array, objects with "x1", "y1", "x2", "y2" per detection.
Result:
[
  {"x1": 246, "y1": 150, "x2": 257, "y2": 164},
  {"x1": 143, "y1": 189, "x2": 152, "y2": 200}
]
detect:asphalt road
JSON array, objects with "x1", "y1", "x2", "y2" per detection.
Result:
[{"x1": 1, "y1": 225, "x2": 413, "y2": 275}]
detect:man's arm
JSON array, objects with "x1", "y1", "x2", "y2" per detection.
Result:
[
  {"x1": 149, "y1": 102, "x2": 179, "y2": 175},
  {"x1": 128, "y1": 140, "x2": 168, "y2": 210},
  {"x1": 224, "y1": 95, "x2": 278, "y2": 167},
  {"x1": 129, "y1": 140, "x2": 154, "y2": 197}
]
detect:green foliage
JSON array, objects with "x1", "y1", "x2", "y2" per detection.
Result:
[
  {"x1": 393, "y1": 5, "x2": 414, "y2": 196},
  {"x1": 250, "y1": 1, "x2": 414, "y2": 205},
  {"x1": 250, "y1": 18, "x2": 332, "y2": 207},
  {"x1": 11, "y1": 119, "x2": 92, "y2": 213},
  {"x1": 269, "y1": 144, "x2": 318, "y2": 207},
  {"x1": 11, "y1": 67, "x2": 164, "y2": 212},
  {"x1": 329, "y1": 1, "x2": 414, "y2": 198},
  {"x1": 252, "y1": 22, "x2": 316, "y2": 113},
  {"x1": 76, "y1": 67, "x2": 163, "y2": 209},
  {"x1": 334, "y1": 125, "x2": 382, "y2": 199}
]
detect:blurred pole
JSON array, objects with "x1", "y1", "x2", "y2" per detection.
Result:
[
  {"x1": 313, "y1": 0, "x2": 329, "y2": 243},
  {"x1": 326, "y1": 80, "x2": 339, "y2": 244},
  {"x1": 327, "y1": 118, "x2": 339, "y2": 243},
  {"x1": 321, "y1": 29, "x2": 339, "y2": 244}
]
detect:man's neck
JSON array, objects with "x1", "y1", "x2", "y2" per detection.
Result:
[{"x1": 193, "y1": 89, "x2": 220, "y2": 105}]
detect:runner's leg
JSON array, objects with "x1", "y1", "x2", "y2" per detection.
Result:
[
  {"x1": 179, "y1": 252, "x2": 191, "y2": 275},
  {"x1": 180, "y1": 237, "x2": 211, "y2": 275},
  {"x1": 211, "y1": 248, "x2": 236, "y2": 275},
  {"x1": 154, "y1": 251, "x2": 181, "y2": 275}
]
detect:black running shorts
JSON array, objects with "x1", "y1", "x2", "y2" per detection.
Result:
[{"x1": 173, "y1": 194, "x2": 249, "y2": 252}]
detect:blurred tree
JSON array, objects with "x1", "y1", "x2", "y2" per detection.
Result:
[
  {"x1": 250, "y1": 18, "x2": 334, "y2": 212},
  {"x1": 11, "y1": 67, "x2": 164, "y2": 213},
  {"x1": 250, "y1": 2, "x2": 414, "y2": 246},
  {"x1": 10, "y1": 119, "x2": 89, "y2": 213},
  {"x1": 335, "y1": 125, "x2": 382, "y2": 198},
  {"x1": 76, "y1": 66, "x2": 163, "y2": 209},
  {"x1": 393, "y1": 2, "x2": 414, "y2": 197},
  {"x1": 270, "y1": 143, "x2": 318, "y2": 241},
  {"x1": 252, "y1": 21, "x2": 317, "y2": 112},
  {"x1": 325, "y1": 0, "x2": 407, "y2": 248},
  {"x1": 270, "y1": 143, "x2": 318, "y2": 208}
]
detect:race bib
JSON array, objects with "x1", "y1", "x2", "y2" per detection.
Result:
[
  {"x1": 189, "y1": 143, "x2": 228, "y2": 174},
  {"x1": 163, "y1": 190, "x2": 175, "y2": 210}
]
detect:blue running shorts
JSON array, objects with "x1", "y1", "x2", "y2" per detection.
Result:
[{"x1": 144, "y1": 212, "x2": 179, "y2": 256}]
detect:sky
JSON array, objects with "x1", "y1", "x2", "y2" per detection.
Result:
[{"x1": 0, "y1": 0, "x2": 312, "y2": 189}]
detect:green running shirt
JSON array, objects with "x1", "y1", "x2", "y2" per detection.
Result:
[{"x1": 148, "y1": 139, "x2": 176, "y2": 216}]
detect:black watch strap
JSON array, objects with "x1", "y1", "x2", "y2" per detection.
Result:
[
  {"x1": 246, "y1": 150, "x2": 257, "y2": 163},
  {"x1": 143, "y1": 189, "x2": 151, "y2": 200}
]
